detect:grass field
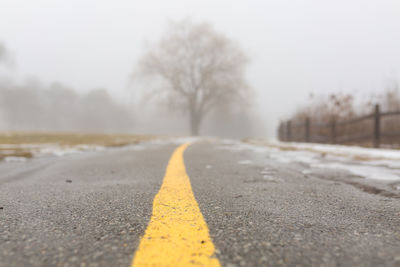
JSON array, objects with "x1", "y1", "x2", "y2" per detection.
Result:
[{"x1": 0, "y1": 132, "x2": 153, "y2": 161}]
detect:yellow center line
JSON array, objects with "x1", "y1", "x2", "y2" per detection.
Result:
[{"x1": 131, "y1": 143, "x2": 221, "y2": 267}]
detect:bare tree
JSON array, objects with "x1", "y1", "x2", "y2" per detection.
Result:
[
  {"x1": 0, "y1": 43, "x2": 6, "y2": 63},
  {"x1": 135, "y1": 20, "x2": 251, "y2": 135},
  {"x1": 0, "y1": 42, "x2": 16, "y2": 71},
  {"x1": 0, "y1": 43, "x2": 11, "y2": 66}
]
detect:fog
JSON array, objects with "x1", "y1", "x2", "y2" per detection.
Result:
[
  {"x1": 0, "y1": 76, "x2": 134, "y2": 133},
  {"x1": 1, "y1": 0, "x2": 399, "y2": 137}
]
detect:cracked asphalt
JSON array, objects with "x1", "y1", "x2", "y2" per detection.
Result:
[{"x1": 0, "y1": 140, "x2": 400, "y2": 266}]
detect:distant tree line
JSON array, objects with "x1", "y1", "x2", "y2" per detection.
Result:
[
  {"x1": 0, "y1": 41, "x2": 133, "y2": 133},
  {"x1": 0, "y1": 80, "x2": 133, "y2": 132}
]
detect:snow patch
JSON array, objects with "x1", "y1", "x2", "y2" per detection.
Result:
[
  {"x1": 269, "y1": 140, "x2": 400, "y2": 161},
  {"x1": 302, "y1": 170, "x2": 313, "y2": 175},
  {"x1": 38, "y1": 147, "x2": 83, "y2": 157},
  {"x1": 148, "y1": 137, "x2": 201, "y2": 145},
  {"x1": 263, "y1": 175, "x2": 284, "y2": 182},
  {"x1": 261, "y1": 168, "x2": 275, "y2": 175},
  {"x1": 4, "y1": 156, "x2": 27, "y2": 162},
  {"x1": 226, "y1": 140, "x2": 400, "y2": 183},
  {"x1": 238, "y1": 160, "x2": 253, "y2": 165},
  {"x1": 311, "y1": 162, "x2": 400, "y2": 181}
]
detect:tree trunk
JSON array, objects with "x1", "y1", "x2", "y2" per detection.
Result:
[{"x1": 189, "y1": 108, "x2": 201, "y2": 136}]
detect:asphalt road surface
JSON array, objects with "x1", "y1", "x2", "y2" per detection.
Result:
[{"x1": 0, "y1": 139, "x2": 400, "y2": 267}]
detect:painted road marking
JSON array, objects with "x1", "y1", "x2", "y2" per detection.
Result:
[{"x1": 131, "y1": 143, "x2": 221, "y2": 267}]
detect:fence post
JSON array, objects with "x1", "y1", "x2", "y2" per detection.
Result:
[
  {"x1": 331, "y1": 118, "x2": 336, "y2": 144},
  {"x1": 282, "y1": 122, "x2": 287, "y2": 141},
  {"x1": 374, "y1": 104, "x2": 380, "y2": 148},
  {"x1": 287, "y1": 120, "x2": 292, "y2": 142},
  {"x1": 278, "y1": 123, "x2": 281, "y2": 141},
  {"x1": 305, "y1": 117, "x2": 310, "y2": 143}
]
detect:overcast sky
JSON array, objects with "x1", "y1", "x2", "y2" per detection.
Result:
[{"x1": 1, "y1": 0, "x2": 399, "y2": 136}]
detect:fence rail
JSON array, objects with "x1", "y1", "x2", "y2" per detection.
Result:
[{"x1": 278, "y1": 104, "x2": 400, "y2": 148}]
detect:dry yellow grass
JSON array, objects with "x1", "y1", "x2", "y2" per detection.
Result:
[
  {"x1": 0, "y1": 132, "x2": 154, "y2": 160},
  {"x1": 0, "y1": 132, "x2": 153, "y2": 146}
]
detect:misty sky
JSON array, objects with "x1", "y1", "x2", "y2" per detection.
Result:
[{"x1": 1, "y1": 0, "x2": 400, "y2": 137}]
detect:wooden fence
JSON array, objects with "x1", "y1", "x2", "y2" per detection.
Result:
[{"x1": 278, "y1": 104, "x2": 400, "y2": 148}]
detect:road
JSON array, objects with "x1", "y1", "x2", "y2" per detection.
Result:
[{"x1": 0, "y1": 139, "x2": 400, "y2": 267}]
